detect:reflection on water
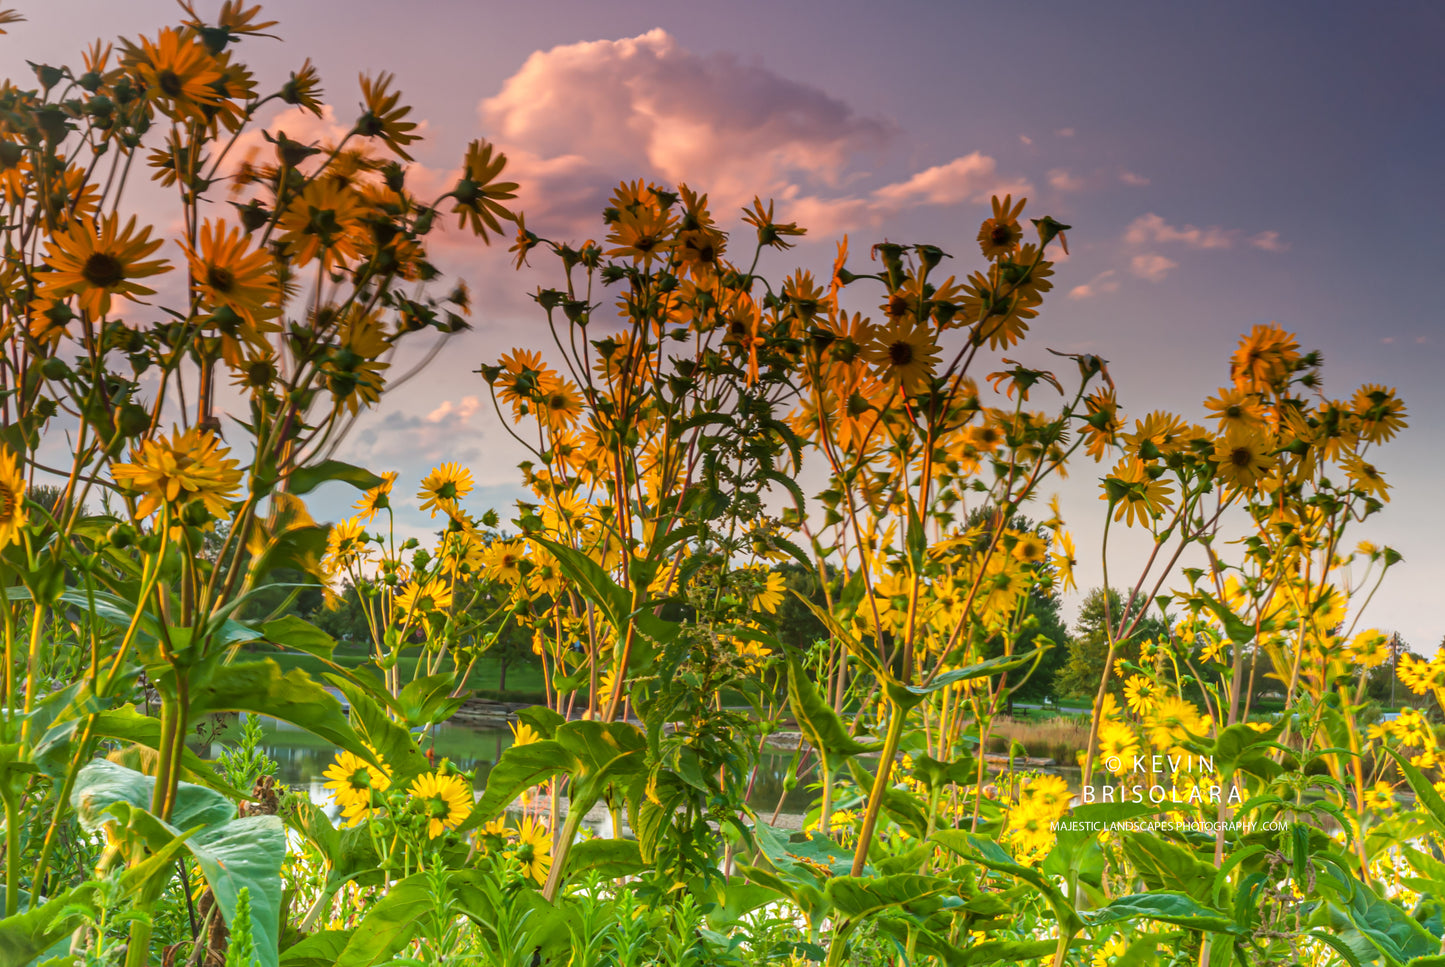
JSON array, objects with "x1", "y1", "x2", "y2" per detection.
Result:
[{"x1": 201, "y1": 716, "x2": 818, "y2": 826}]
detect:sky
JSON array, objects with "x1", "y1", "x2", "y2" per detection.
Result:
[{"x1": 3, "y1": 1, "x2": 1442, "y2": 649}]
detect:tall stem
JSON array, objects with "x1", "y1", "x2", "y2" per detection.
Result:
[{"x1": 849, "y1": 703, "x2": 906, "y2": 877}]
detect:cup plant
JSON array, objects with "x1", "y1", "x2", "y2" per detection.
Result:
[{"x1": 0, "y1": 4, "x2": 1437, "y2": 967}]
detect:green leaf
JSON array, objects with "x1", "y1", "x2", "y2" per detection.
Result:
[
  {"x1": 1084, "y1": 892, "x2": 1239, "y2": 933},
  {"x1": 395, "y1": 673, "x2": 467, "y2": 728},
  {"x1": 566, "y1": 839, "x2": 646, "y2": 879},
  {"x1": 901, "y1": 647, "x2": 1045, "y2": 700},
  {"x1": 552, "y1": 720, "x2": 647, "y2": 812},
  {"x1": 188, "y1": 816, "x2": 287, "y2": 967},
  {"x1": 0, "y1": 885, "x2": 97, "y2": 967},
  {"x1": 786, "y1": 655, "x2": 878, "y2": 758},
  {"x1": 532, "y1": 538, "x2": 630, "y2": 631},
  {"x1": 1384, "y1": 747, "x2": 1445, "y2": 837},
  {"x1": 280, "y1": 930, "x2": 353, "y2": 967},
  {"x1": 931, "y1": 830, "x2": 1082, "y2": 934},
  {"x1": 324, "y1": 675, "x2": 431, "y2": 785},
  {"x1": 71, "y1": 759, "x2": 234, "y2": 833},
  {"x1": 261, "y1": 615, "x2": 337, "y2": 660},
  {"x1": 286, "y1": 460, "x2": 384, "y2": 496},
  {"x1": 1190, "y1": 593, "x2": 1255, "y2": 645},
  {"x1": 190, "y1": 659, "x2": 365, "y2": 762},
  {"x1": 87, "y1": 705, "x2": 246, "y2": 798},
  {"x1": 461, "y1": 739, "x2": 569, "y2": 831},
  {"x1": 335, "y1": 873, "x2": 430, "y2": 967},
  {"x1": 825, "y1": 874, "x2": 952, "y2": 920}
]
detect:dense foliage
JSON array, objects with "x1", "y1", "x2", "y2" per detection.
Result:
[{"x1": 0, "y1": 6, "x2": 1432, "y2": 967}]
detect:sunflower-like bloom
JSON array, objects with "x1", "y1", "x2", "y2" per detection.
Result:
[
  {"x1": 41, "y1": 215, "x2": 170, "y2": 318},
  {"x1": 1101, "y1": 458, "x2": 1175, "y2": 528},
  {"x1": 514, "y1": 816, "x2": 553, "y2": 884},
  {"x1": 1051, "y1": 531, "x2": 1078, "y2": 593},
  {"x1": 480, "y1": 539, "x2": 526, "y2": 584},
  {"x1": 743, "y1": 568, "x2": 786, "y2": 614},
  {"x1": 1123, "y1": 675, "x2": 1157, "y2": 715},
  {"x1": 355, "y1": 72, "x2": 419, "y2": 160},
  {"x1": 1097, "y1": 720, "x2": 1139, "y2": 771},
  {"x1": 417, "y1": 462, "x2": 472, "y2": 517},
  {"x1": 605, "y1": 204, "x2": 675, "y2": 265},
  {"x1": 278, "y1": 179, "x2": 365, "y2": 269},
  {"x1": 1342, "y1": 453, "x2": 1389, "y2": 502},
  {"x1": 1230, "y1": 323, "x2": 1300, "y2": 391},
  {"x1": 110, "y1": 426, "x2": 242, "y2": 519},
  {"x1": 0, "y1": 446, "x2": 27, "y2": 549},
  {"x1": 128, "y1": 27, "x2": 224, "y2": 123},
  {"x1": 1351, "y1": 383, "x2": 1407, "y2": 444},
  {"x1": 977, "y1": 194, "x2": 1026, "y2": 260},
  {"x1": 354, "y1": 470, "x2": 397, "y2": 520},
  {"x1": 1212, "y1": 426, "x2": 1276, "y2": 491},
  {"x1": 408, "y1": 771, "x2": 471, "y2": 839},
  {"x1": 394, "y1": 576, "x2": 453, "y2": 616},
  {"x1": 864, "y1": 318, "x2": 939, "y2": 395},
  {"x1": 324, "y1": 311, "x2": 391, "y2": 415},
  {"x1": 184, "y1": 219, "x2": 279, "y2": 338},
  {"x1": 451, "y1": 139, "x2": 517, "y2": 240},
  {"x1": 323, "y1": 749, "x2": 391, "y2": 824}
]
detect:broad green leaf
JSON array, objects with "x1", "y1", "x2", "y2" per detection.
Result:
[
  {"x1": 1384, "y1": 747, "x2": 1445, "y2": 837},
  {"x1": 335, "y1": 872, "x2": 430, "y2": 967},
  {"x1": 190, "y1": 659, "x2": 364, "y2": 762},
  {"x1": 553, "y1": 720, "x2": 648, "y2": 811},
  {"x1": 460, "y1": 739, "x2": 569, "y2": 831},
  {"x1": 0, "y1": 885, "x2": 97, "y2": 967},
  {"x1": 280, "y1": 930, "x2": 353, "y2": 967},
  {"x1": 825, "y1": 874, "x2": 952, "y2": 920},
  {"x1": 786, "y1": 655, "x2": 878, "y2": 758},
  {"x1": 1190, "y1": 593, "x2": 1255, "y2": 645},
  {"x1": 262, "y1": 615, "x2": 337, "y2": 659},
  {"x1": 71, "y1": 759, "x2": 234, "y2": 833},
  {"x1": 566, "y1": 839, "x2": 646, "y2": 878},
  {"x1": 900, "y1": 647, "x2": 1045, "y2": 701},
  {"x1": 1084, "y1": 892, "x2": 1239, "y2": 933},
  {"x1": 931, "y1": 830, "x2": 1082, "y2": 934},
  {"x1": 286, "y1": 460, "x2": 384, "y2": 496},
  {"x1": 324, "y1": 675, "x2": 431, "y2": 784},
  {"x1": 395, "y1": 673, "x2": 468, "y2": 728},
  {"x1": 86, "y1": 705, "x2": 246, "y2": 797},
  {"x1": 187, "y1": 816, "x2": 287, "y2": 967}
]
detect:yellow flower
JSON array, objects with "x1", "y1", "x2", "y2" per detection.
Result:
[
  {"x1": 278, "y1": 178, "x2": 365, "y2": 269},
  {"x1": 747, "y1": 569, "x2": 787, "y2": 614},
  {"x1": 864, "y1": 318, "x2": 940, "y2": 395},
  {"x1": 1212, "y1": 426, "x2": 1276, "y2": 491},
  {"x1": 1097, "y1": 720, "x2": 1139, "y2": 770},
  {"x1": 1341, "y1": 454, "x2": 1389, "y2": 502},
  {"x1": 1051, "y1": 531, "x2": 1077, "y2": 592},
  {"x1": 1101, "y1": 458, "x2": 1175, "y2": 528},
  {"x1": 509, "y1": 720, "x2": 540, "y2": 747},
  {"x1": 356, "y1": 71, "x2": 420, "y2": 160},
  {"x1": 128, "y1": 27, "x2": 224, "y2": 123},
  {"x1": 1362, "y1": 780, "x2": 1395, "y2": 813},
  {"x1": 977, "y1": 194, "x2": 1026, "y2": 260},
  {"x1": 110, "y1": 426, "x2": 242, "y2": 520},
  {"x1": 325, "y1": 516, "x2": 370, "y2": 568},
  {"x1": 1011, "y1": 533, "x2": 1047, "y2": 565},
  {"x1": 481, "y1": 539, "x2": 526, "y2": 584},
  {"x1": 1351, "y1": 384, "x2": 1407, "y2": 444},
  {"x1": 0, "y1": 446, "x2": 27, "y2": 548},
  {"x1": 355, "y1": 471, "x2": 398, "y2": 520},
  {"x1": 1202, "y1": 386, "x2": 1268, "y2": 432},
  {"x1": 395, "y1": 576, "x2": 453, "y2": 616},
  {"x1": 1230, "y1": 323, "x2": 1299, "y2": 391},
  {"x1": 451, "y1": 139, "x2": 518, "y2": 241},
  {"x1": 183, "y1": 219, "x2": 279, "y2": 354},
  {"x1": 1123, "y1": 675, "x2": 1156, "y2": 715},
  {"x1": 514, "y1": 816, "x2": 553, "y2": 884},
  {"x1": 1092, "y1": 935, "x2": 1128, "y2": 967},
  {"x1": 41, "y1": 214, "x2": 170, "y2": 318},
  {"x1": 323, "y1": 750, "x2": 391, "y2": 824},
  {"x1": 417, "y1": 463, "x2": 473, "y2": 517},
  {"x1": 408, "y1": 771, "x2": 471, "y2": 839}
]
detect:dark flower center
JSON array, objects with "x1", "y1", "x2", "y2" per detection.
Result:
[
  {"x1": 888, "y1": 340, "x2": 914, "y2": 367},
  {"x1": 157, "y1": 69, "x2": 185, "y2": 98},
  {"x1": 82, "y1": 252, "x2": 125, "y2": 288},
  {"x1": 1230, "y1": 446, "x2": 1253, "y2": 468},
  {"x1": 0, "y1": 483, "x2": 17, "y2": 522},
  {"x1": 206, "y1": 264, "x2": 236, "y2": 294}
]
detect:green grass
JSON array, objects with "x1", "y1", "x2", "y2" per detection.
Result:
[{"x1": 250, "y1": 644, "x2": 547, "y2": 702}]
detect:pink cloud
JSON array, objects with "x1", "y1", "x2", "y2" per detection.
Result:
[
  {"x1": 1119, "y1": 171, "x2": 1150, "y2": 187},
  {"x1": 1069, "y1": 269, "x2": 1118, "y2": 300},
  {"x1": 1249, "y1": 230, "x2": 1289, "y2": 252},
  {"x1": 1125, "y1": 213, "x2": 1234, "y2": 250},
  {"x1": 1130, "y1": 253, "x2": 1178, "y2": 281},
  {"x1": 1047, "y1": 168, "x2": 1086, "y2": 192},
  {"x1": 479, "y1": 29, "x2": 892, "y2": 233}
]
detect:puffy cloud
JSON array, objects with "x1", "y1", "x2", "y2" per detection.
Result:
[
  {"x1": 1130, "y1": 253, "x2": 1178, "y2": 282},
  {"x1": 1047, "y1": 168, "x2": 1086, "y2": 192},
  {"x1": 475, "y1": 29, "x2": 1029, "y2": 237},
  {"x1": 1069, "y1": 269, "x2": 1118, "y2": 300},
  {"x1": 427, "y1": 396, "x2": 480, "y2": 424},
  {"x1": 1119, "y1": 170, "x2": 1150, "y2": 187},
  {"x1": 479, "y1": 29, "x2": 891, "y2": 232},
  {"x1": 1249, "y1": 230, "x2": 1289, "y2": 252},
  {"x1": 1124, "y1": 213, "x2": 1234, "y2": 250}
]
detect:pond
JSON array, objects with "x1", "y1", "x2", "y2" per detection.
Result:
[{"x1": 197, "y1": 716, "x2": 822, "y2": 830}]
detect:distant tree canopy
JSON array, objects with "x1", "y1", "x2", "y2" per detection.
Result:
[{"x1": 1055, "y1": 587, "x2": 1169, "y2": 701}]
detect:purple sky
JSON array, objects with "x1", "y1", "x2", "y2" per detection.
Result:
[{"x1": 5, "y1": 1, "x2": 1442, "y2": 651}]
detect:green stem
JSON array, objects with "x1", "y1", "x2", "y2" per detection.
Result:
[
  {"x1": 849, "y1": 703, "x2": 907, "y2": 877},
  {"x1": 125, "y1": 919, "x2": 152, "y2": 967},
  {"x1": 542, "y1": 799, "x2": 588, "y2": 902},
  {"x1": 2, "y1": 788, "x2": 18, "y2": 917}
]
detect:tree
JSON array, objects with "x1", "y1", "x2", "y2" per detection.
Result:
[{"x1": 1055, "y1": 587, "x2": 1169, "y2": 701}]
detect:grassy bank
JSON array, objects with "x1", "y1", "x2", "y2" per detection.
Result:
[{"x1": 251, "y1": 644, "x2": 548, "y2": 703}]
